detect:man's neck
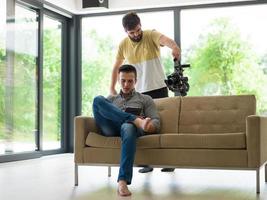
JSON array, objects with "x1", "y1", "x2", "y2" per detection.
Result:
[
  {"x1": 122, "y1": 93, "x2": 130, "y2": 98},
  {"x1": 120, "y1": 89, "x2": 135, "y2": 98}
]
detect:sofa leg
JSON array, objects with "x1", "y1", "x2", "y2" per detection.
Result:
[
  {"x1": 265, "y1": 164, "x2": 267, "y2": 182},
  {"x1": 75, "y1": 163, "x2": 78, "y2": 186},
  {"x1": 108, "y1": 166, "x2": 111, "y2": 177},
  {"x1": 256, "y1": 168, "x2": 260, "y2": 194}
]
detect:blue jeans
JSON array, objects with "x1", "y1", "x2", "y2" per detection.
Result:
[{"x1": 93, "y1": 95, "x2": 144, "y2": 184}]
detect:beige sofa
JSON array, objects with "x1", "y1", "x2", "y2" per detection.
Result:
[{"x1": 74, "y1": 95, "x2": 267, "y2": 193}]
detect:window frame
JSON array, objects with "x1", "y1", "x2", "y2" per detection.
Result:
[{"x1": 0, "y1": 0, "x2": 70, "y2": 162}]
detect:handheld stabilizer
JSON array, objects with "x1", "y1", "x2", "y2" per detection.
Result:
[{"x1": 165, "y1": 59, "x2": 190, "y2": 96}]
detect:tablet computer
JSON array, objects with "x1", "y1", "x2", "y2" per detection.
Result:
[{"x1": 125, "y1": 107, "x2": 142, "y2": 116}]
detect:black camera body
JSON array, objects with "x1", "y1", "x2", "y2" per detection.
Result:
[{"x1": 165, "y1": 59, "x2": 190, "y2": 96}]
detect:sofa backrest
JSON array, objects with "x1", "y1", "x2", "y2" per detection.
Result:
[
  {"x1": 179, "y1": 95, "x2": 256, "y2": 134},
  {"x1": 154, "y1": 96, "x2": 181, "y2": 134}
]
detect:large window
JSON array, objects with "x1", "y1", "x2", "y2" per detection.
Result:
[
  {"x1": 81, "y1": 11, "x2": 174, "y2": 116},
  {"x1": 181, "y1": 5, "x2": 267, "y2": 114},
  {"x1": 0, "y1": 1, "x2": 67, "y2": 158},
  {"x1": 0, "y1": 0, "x2": 7, "y2": 154},
  {"x1": 0, "y1": 3, "x2": 38, "y2": 154},
  {"x1": 43, "y1": 14, "x2": 62, "y2": 150}
]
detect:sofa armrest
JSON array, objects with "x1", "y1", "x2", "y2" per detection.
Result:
[
  {"x1": 246, "y1": 115, "x2": 267, "y2": 168},
  {"x1": 74, "y1": 116, "x2": 99, "y2": 163}
]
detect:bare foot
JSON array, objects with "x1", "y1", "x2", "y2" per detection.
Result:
[
  {"x1": 118, "y1": 180, "x2": 132, "y2": 196},
  {"x1": 133, "y1": 117, "x2": 151, "y2": 130}
]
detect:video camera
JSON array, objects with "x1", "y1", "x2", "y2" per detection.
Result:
[{"x1": 165, "y1": 59, "x2": 190, "y2": 96}]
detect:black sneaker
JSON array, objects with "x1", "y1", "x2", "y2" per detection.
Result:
[
  {"x1": 138, "y1": 166, "x2": 154, "y2": 173},
  {"x1": 161, "y1": 168, "x2": 175, "y2": 172}
]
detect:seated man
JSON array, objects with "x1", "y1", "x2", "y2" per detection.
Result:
[{"x1": 92, "y1": 64, "x2": 160, "y2": 196}]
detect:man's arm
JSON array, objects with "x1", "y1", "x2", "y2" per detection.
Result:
[
  {"x1": 159, "y1": 34, "x2": 181, "y2": 60},
  {"x1": 143, "y1": 96, "x2": 160, "y2": 134},
  {"x1": 110, "y1": 59, "x2": 124, "y2": 95}
]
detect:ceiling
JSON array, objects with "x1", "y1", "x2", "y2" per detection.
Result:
[{"x1": 44, "y1": 0, "x2": 254, "y2": 15}]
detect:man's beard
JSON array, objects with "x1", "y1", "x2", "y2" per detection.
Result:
[{"x1": 129, "y1": 32, "x2": 143, "y2": 42}]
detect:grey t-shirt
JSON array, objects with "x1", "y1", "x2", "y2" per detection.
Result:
[{"x1": 107, "y1": 89, "x2": 160, "y2": 133}]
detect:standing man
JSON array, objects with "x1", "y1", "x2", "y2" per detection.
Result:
[
  {"x1": 93, "y1": 64, "x2": 160, "y2": 196},
  {"x1": 109, "y1": 11, "x2": 180, "y2": 173}
]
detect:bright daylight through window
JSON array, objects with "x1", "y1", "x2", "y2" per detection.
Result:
[
  {"x1": 0, "y1": 3, "x2": 38, "y2": 154},
  {"x1": 181, "y1": 5, "x2": 267, "y2": 114},
  {"x1": 0, "y1": 2, "x2": 63, "y2": 155}
]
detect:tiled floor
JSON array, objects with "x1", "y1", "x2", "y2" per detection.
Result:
[{"x1": 0, "y1": 154, "x2": 266, "y2": 200}]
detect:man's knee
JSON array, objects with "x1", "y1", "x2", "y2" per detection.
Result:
[{"x1": 93, "y1": 95, "x2": 105, "y2": 106}]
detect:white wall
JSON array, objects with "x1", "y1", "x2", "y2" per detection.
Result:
[
  {"x1": 45, "y1": 0, "x2": 77, "y2": 13},
  {"x1": 44, "y1": 0, "x2": 254, "y2": 14},
  {"x1": 108, "y1": 0, "x2": 249, "y2": 9},
  {"x1": 75, "y1": 0, "x2": 253, "y2": 14}
]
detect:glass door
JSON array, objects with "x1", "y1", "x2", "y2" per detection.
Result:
[
  {"x1": 0, "y1": 1, "x2": 68, "y2": 159},
  {"x1": 42, "y1": 14, "x2": 63, "y2": 150},
  {"x1": 0, "y1": 3, "x2": 38, "y2": 154}
]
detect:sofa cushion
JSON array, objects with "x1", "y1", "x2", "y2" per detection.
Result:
[
  {"x1": 86, "y1": 132, "x2": 161, "y2": 149},
  {"x1": 160, "y1": 132, "x2": 246, "y2": 149},
  {"x1": 154, "y1": 96, "x2": 181, "y2": 134},
  {"x1": 179, "y1": 95, "x2": 256, "y2": 134}
]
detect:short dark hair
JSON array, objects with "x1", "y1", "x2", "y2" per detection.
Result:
[
  {"x1": 122, "y1": 12, "x2": 140, "y2": 31},
  {"x1": 118, "y1": 64, "x2": 137, "y2": 79}
]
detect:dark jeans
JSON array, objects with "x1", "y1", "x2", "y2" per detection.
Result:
[{"x1": 92, "y1": 95, "x2": 144, "y2": 184}]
